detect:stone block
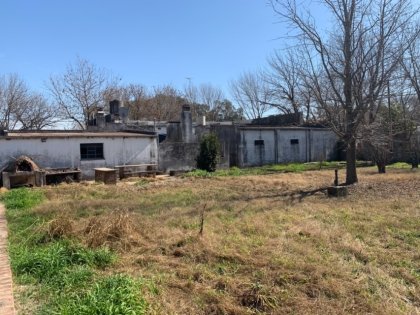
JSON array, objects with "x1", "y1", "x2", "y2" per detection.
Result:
[
  {"x1": 94, "y1": 168, "x2": 117, "y2": 184},
  {"x1": 327, "y1": 186, "x2": 348, "y2": 197}
]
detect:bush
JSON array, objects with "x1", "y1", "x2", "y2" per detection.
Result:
[{"x1": 196, "y1": 133, "x2": 220, "y2": 172}]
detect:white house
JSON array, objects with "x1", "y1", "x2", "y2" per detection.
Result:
[{"x1": 0, "y1": 131, "x2": 158, "y2": 178}]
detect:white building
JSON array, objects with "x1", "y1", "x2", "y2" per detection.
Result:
[
  {"x1": 237, "y1": 126, "x2": 338, "y2": 167},
  {"x1": 0, "y1": 131, "x2": 157, "y2": 178}
]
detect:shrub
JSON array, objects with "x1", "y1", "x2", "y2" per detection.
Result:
[{"x1": 196, "y1": 133, "x2": 220, "y2": 172}]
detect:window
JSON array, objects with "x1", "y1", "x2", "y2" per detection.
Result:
[
  {"x1": 158, "y1": 134, "x2": 166, "y2": 143},
  {"x1": 290, "y1": 139, "x2": 299, "y2": 145},
  {"x1": 80, "y1": 143, "x2": 104, "y2": 160},
  {"x1": 254, "y1": 140, "x2": 264, "y2": 146}
]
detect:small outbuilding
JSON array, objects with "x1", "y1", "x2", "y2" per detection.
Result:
[{"x1": 0, "y1": 130, "x2": 157, "y2": 179}]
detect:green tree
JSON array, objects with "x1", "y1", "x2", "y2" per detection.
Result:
[{"x1": 196, "y1": 133, "x2": 220, "y2": 172}]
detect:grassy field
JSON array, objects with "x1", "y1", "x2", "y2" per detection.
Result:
[{"x1": 1, "y1": 165, "x2": 419, "y2": 314}]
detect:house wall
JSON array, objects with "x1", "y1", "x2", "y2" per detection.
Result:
[
  {"x1": 308, "y1": 129, "x2": 338, "y2": 161},
  {"x1": 158, "y1": 142, "x2": 199, "y2": 172},
  {"x1": 238, "y1": 128, "x2": 337, "y2": 167},
  {"x1": 239, "y1": 129, "x2": 276, "y2": 166},
  {"x1": 0, "y1": 136, "x2": 157, "y2": 178}
]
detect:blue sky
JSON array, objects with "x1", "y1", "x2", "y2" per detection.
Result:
[{"x1": 1, "y1": 0, "x2": 287, "y2": 98}]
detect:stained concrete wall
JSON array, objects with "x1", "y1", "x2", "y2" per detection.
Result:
[
  {"x1": 238, "y1": 127, "x2": 337, "y2": 167},
  {"x1": 181, "y1": 106, "x2": 193, "y2": 143},
  {"x1": 0, "y1": 136, "x2": 157, "y2": 178},
  {"x1": 239, "y1": 129, "x2": 277, "y2": 166},
  {"x1": 158, "y1": 142, "x2": 199, "y2": 172}
]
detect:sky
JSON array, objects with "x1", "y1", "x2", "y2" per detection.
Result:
[{"x1": 0, "y1": 0, "x2": 289, "y2": 99}]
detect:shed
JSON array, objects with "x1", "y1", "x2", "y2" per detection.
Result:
[{"x1": 0, "y1": 130, "x2": 158, "y2": 179}]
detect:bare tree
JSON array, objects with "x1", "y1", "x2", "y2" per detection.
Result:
[
  {"x1": 0, "y1": 74, "x2": 56, "y2": 130},
  {"x1": 146, "y1": 85, "x2": 185, "y2": 121},
  {"x1": 265, "y1": 50, "x2": 314, "y2": 120},
  {"x1": 360, "y1": 110, "x2": 393, "y2": 173},
  {"x1": 401, "y1": 34, "x2": 420, "y2": 104},
  {"x1": 0, "y1": 74, "x2": 29, "y2": 130},
  {"x1": 392, "y1": 72, "x2": 420, "y2": 167},
  {"x1": 49, "y1": 58, "x2": 114, "y2": 129},
  {"x1": 183, "y1": 82, "x2": 228, "y2": 121},
  {"x1": 230, "y1": 71, "x2": 272, "y2": 120},
  {"x1": 103, "y1": 84, "x2": 149, "y2": 120},
  {"x1": 183, "y1": 80, "x2": 199, "y2": 107},
  {"x1": 400, "y1": 34, "x2": 420, "y2": 167},
  {"x1": 271, "y1": 0, "x2": 420, "y2": 184},
  {"x1": 15, "y1": 94, "x2": 57, "y2": 130},
  {"x1": 123, "y1": 84, "x2": 149, "y2": 120},
  {"x1": 198, "y1": 83, "x2": 224, "y2": 121}
]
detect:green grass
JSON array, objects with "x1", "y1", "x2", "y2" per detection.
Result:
[
  {"x1": 45, "y1": 274, "x2": 148, "y2": 315},
  {"x1": 1, "y1": 188, "x2": 149, "y2": 314},
  {"x1": 387, "y1": 162, "x2": 412, "y2": 169},
  {"x1": 185, "y1": 161, "x2": 372, "y2": 177},
  {"x1": 10, "y1": 241, "x2": 115, "y2": 283},
  {"x1": 135, "y1": 178, "x2": 150, "y2": 187}
]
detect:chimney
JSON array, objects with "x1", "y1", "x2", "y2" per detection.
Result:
[
  {"x1": 109, "y1": 100, "x2": 120, "y2": 116},
  {"x1": 119, "y1": 107, "x2": 129, "y2": 124},
  {"x1": 96, "y1": 111, "x2": 106, "y2": 129},
  {"x1": 202, "y1": 116, "x2": 206, "y2": 126},
  {"x1": 181, "y1": 104, "x2": 193, "y2": 143}
]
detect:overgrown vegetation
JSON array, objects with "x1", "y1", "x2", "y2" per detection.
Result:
[
  {"x1": 1, "y1": 188, "x2": 149, "y2": 314},
  {"x1": 2, "y1": 167, "x2": 418, "y2": 314},
  {"x1": 196, "y1": 133, "x2": 220, "y2": 172}
]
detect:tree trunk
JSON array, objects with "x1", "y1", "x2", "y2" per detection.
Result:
[
  {"x1": 346, "y1": 138, "x2": 358, "y2": 185},
  {"x1": 411, "y1": 153, "x2": 419, "y2": 169},
  {"x1": 376, "y1": 162, "x2": 386, "y2": 173}
]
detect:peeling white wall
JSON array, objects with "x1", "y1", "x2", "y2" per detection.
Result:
[{"x1": 0, "y1": 136, "x2": 157, "y2": 178}]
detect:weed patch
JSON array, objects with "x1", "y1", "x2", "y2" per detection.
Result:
[
  {"x1": 50, "y1": 274, "x2": 148, "y2": 315},
  {"x1": 10, "y1": 240, "x2": 115, "y2": 284},
  {"x1": 2, "y1": 188, "x2": 151, "y2": 314},
  {"x1": 4, "y1": 168, "x2": 419, "y2": 314}
]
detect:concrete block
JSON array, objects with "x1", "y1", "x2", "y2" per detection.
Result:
[
  {"x1": 94, "y1": 168, "x2": 117, "y2": 184},
  {"x1": 34, "y1": 171, "x2": 46, "y2": 187},
  {"x1": 1, "y1": 173, "x2": 10, "y2": 190},
  {"x1": 327, "y1": 186, "x2": 348, "y2": 197}
]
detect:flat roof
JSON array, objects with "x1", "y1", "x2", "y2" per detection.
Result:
[
  {"x1": 1, "y1": 131, "x2": 156, "y2": 139},
  {"x1": 238, "y1": 126, "x2": 330, "y2": 130}
]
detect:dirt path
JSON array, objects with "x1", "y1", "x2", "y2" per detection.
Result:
[{"x1": 0, "y1": 203, "x2": 16, "y2": 315}]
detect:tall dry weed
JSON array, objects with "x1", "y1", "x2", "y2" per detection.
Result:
[{"x1": 84, "y1": 210, "x2": 141, "y2": 250}]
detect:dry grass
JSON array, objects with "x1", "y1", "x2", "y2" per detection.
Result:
[
  {"x1": 45, "y1": 213, "x2": 74, "y2": 240},
  {"x1": 83, "y1": 209, "x2": 141, "y2": 250},
  {"x1": 26, "y1": 168, "x2": 420, "y2": 314}
]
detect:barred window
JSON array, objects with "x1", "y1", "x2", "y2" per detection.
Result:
[
  {"x1": 80, "y1": 143, "x2": 104, "y2": 160},
  {"x1": 290, "y1": 139, "x2": 299, "y2": 145}
]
